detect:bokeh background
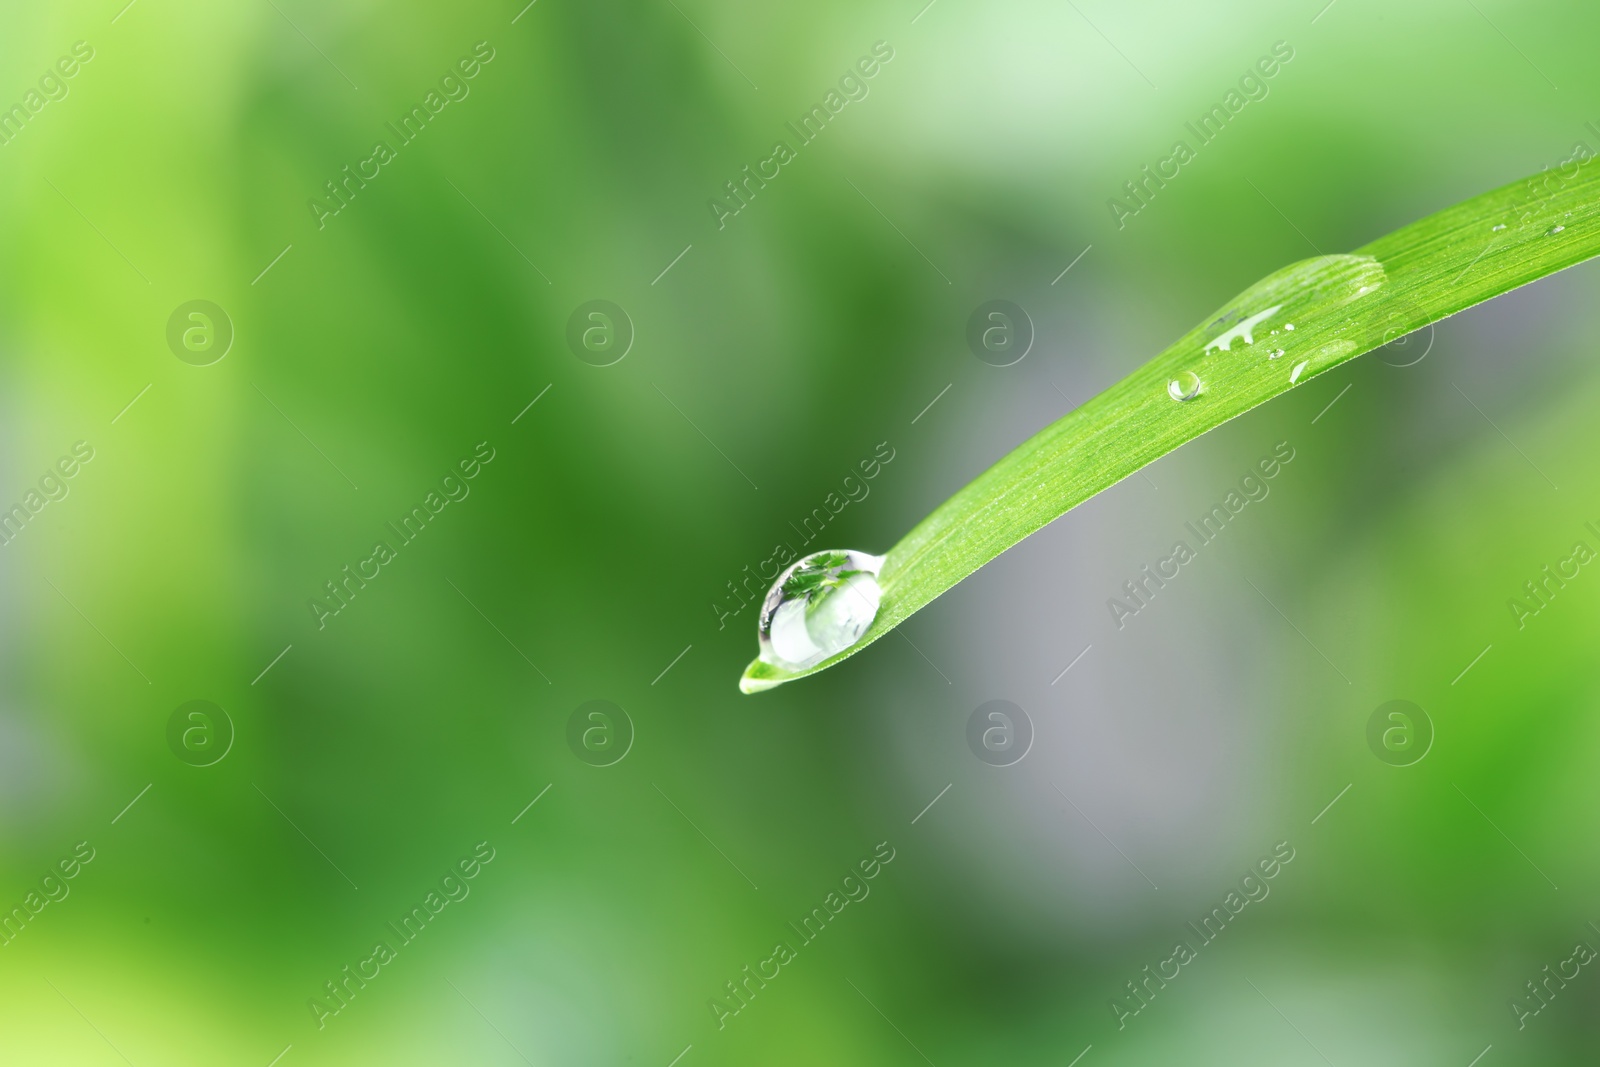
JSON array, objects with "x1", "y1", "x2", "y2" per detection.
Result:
[{"x1": 2, "y1": 0, "x2": 1598, "y2": 1063}]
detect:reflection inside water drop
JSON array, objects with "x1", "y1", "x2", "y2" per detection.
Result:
[
  {"x1": 1168, "y1": 371, "x2": 1203, "y2": 401},
  {"x1": 758, "y1": 550, "x2": 885, "y2": 670}
]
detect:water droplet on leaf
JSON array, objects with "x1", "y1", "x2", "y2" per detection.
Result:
[
  {"x1": 758, "y1": 550, "x2": 885, "y2": 670},
  {"x1": 1269, "y1": 348, "x2": 1285, "y2": 359},
  {"x1": 1492, "y1": 224, "x2": 1507, "y2": 232},
  {"x1": 1168, "y1": 371, "x2": 1203, "y2": 401},
  {"x1": 1289, "y1": 360, "x2": 1309, "y2": 383},
  {"x1": 1548, "y1": 224, "x2": 1566, "y2": 235},
  {"x1": 1203, "y1": 305, "x2": 1281, "y2": 353}
]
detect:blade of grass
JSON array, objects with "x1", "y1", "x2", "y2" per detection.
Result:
[{"x1": 742, "y1": 163, "x2": 1600, "y2": 693}]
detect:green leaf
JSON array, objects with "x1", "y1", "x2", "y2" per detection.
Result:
[{"x1": 740, "y1": 164, "x2": 1600, "y2": 693}]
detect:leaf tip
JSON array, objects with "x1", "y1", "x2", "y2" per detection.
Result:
[{"x1": 739, "y1": 659, "x2": 786, "y2": 695}]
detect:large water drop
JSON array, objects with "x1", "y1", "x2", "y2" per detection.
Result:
[
  {"x1": 758, "y1": 550, "x2": 885, "y2": 670},
  {"x1": 1168, "y1": 371, "x2": 1203, "y2": 401}
]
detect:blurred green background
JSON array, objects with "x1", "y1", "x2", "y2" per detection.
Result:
[{"x1": 3, "y1": 0, "x2": 1599, "y2": 1062}]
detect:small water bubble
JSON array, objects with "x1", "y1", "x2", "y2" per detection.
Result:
[
  {"x1": 1492, "y1": 224, "x2": 1507, "y2": 232},
  {"x1": 1284, "y1": 323, "x2": 1295, "y2": 331},
  {"x1": 1268, "y1": 348, "x2": 1285, "y2": 359},
  {"x1": 758, "y1": 550, "x2": 885, "y2": 670},
  {"x1": 1547, "y1": 224, "x2": 1566, "y2": 235},
  {"x1": 1167, "y1": 371, "x2": 1203, "y2": 401}
]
